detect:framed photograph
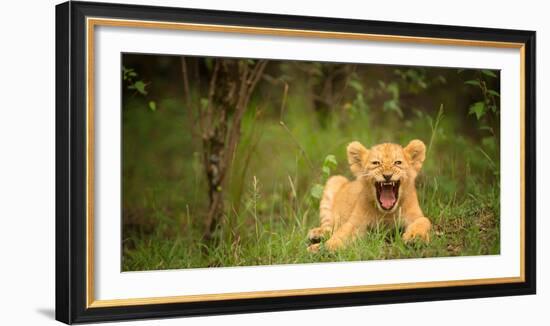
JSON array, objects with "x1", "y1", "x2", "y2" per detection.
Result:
[{"x1": 56, "y1": 1, "x2": 536, "y2": 324}]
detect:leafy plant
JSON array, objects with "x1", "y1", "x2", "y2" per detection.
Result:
[
  {"x1": 378, "y1": 80, "x2": 403, "y2": 118},
  {"x1": 343, "y1": 72, "x2": 369, "y2": 118},
  {"x1": 394, "y1": 68, "x2": 428, "y2": 93},
  {"x1": 310, "y1": 154, "x2": 338, "y2": 201},
  {"x1": 122, "y1": 66, "x2": 156, "y2": 111},
  {"x1": 464, "y1": 70, "x2": 500, "y2": 124}
]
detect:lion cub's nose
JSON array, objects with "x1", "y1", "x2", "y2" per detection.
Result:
[{"x1": 383, "y1": 174, "x2": 393, "y2": 181}]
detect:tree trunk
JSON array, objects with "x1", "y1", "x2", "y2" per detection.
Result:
[{"x1": 186, "y1": 58, "x2": 267, "y2": 240}]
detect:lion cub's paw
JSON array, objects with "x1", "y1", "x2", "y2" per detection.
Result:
[
  {"x1": 307, "y1": 243, "x2": 321, "y2": 253},
  {"x1": 324, "y1": 237, "x2": 344, "y2": 252},
  {"x1": 307, "y1": 227, "x2": 330, "y2": 244},
  {"x1": 402, "y1": 217, "x2": 431, "y2": 243}
]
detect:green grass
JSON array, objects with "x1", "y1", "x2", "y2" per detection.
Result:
[
  {"x1": 121, "y1": 90, "x2": 500, "y2": 271},
  {"x1": 123, "y1": 192, "x2": 499, "y2": 270}
]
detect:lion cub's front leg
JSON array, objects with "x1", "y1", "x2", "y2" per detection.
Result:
[
  {"x1": 307, "y1": 222, "x2": 363, "y2": 253},
  {"x1": 306, "y1": 227, "x2": 331, "y2": 253},
  {"x1": 325, "y1": 221, "x2": 366, "y2": 252},
  {"x1": 307, "y1": 227, "x2": 348, "y2": 253},
  {"x1": 402, "y1": 216, "x2": 431, "y2": 242},
  {"x1": 308, "y1": 201, "x2": 369, "y2": 253},
  {"x1": 307, "y1": 226, "x2": 331, "y2": 243}
]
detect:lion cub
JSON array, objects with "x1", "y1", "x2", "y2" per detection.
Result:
[{"x1": 307, "y1": 140, "x2": 431, "y2": 252}]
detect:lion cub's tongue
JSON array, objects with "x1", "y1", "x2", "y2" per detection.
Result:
[{"x1": 380, "y1": 185, "x2": 396, "y2": 209}]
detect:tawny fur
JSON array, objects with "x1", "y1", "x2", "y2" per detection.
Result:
[{"x1": 307, "y1": 140, "x2": 431, "y2": 252}]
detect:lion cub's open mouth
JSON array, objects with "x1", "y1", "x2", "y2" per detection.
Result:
[{"x1": 375, "y1": 181, "x2": 400, "y2": 210}]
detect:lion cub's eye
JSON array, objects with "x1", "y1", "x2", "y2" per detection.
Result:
[
  {"x1": 394, "y1": 160, "x2": 402, "y2": 165},
  {"x1": 371, "y1": 160, "x2": 381, "y2": 166}
]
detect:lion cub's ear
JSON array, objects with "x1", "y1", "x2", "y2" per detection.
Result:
[
  {"x1": 347, "y1": 141, "x2": 369, "y2": 176},
  {"x1": 404, "y1": 139, "x2": 426, "y2": 172}
]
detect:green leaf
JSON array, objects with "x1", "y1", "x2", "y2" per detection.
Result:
[
  {"x1": 479, "y1": 125, "x2": 494, "y2": 134},
  {"x1": 323, "y1": 154, "x2": 338, "y2": 168},
  {"x1": 205, "y1": 58, "x2": 213, "y2": 72},
  {"x1": 487, "y1": 89, "x2": 500, "y2": 97},
  {"x1": 469, "y1": 101, "x2": 486, "y2": 120},
  {"x1": 148, "y1": 101, "x2": 156, "y2": 112},
  {"x1": 132, "y1": 81, "x2": 147, "y2": 95},
  {"x1": 322, "y1": 166, "x2": 330, "y2": 178},
  {"x1": 464, "y1": 80, "x2": 481, "y2": 87},
  {"x1": 348, "y1": 80, "x2": 363, "y2": 93},
  {"x1": 481, "y1": 69, "x2": 497, "y2": 78},
  {"x1": 122, "y1": 66, "x2": 137, "y2": 81},
  {"x1": 310, "y1": 64, "x2": 323, "y2": 77},
  {"x1": 406, "y1": 69, "x2": 420, "y2": 80},
  {"x1": 310, "y1": 184, "x2": 324, "y2": 200},
  {"x1": 200, "y1": 98, "x2": 209, "y2": 109},
  {"x1": 386, "y1": 82, "x2": 399, "y2": 98},
  {"x1": 383, "y1": 100, "x2": 403, "y2": 118},
  {"x1": 351, "y1": 93, "x2": 368, "y2": 113},
  {"x1": 394, "y1": 69, "x2": 405, "y2": 79}
]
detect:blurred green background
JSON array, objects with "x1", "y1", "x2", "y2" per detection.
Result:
[{"x1": 121, "y1": 54, "x2": 500, "y2": 271}]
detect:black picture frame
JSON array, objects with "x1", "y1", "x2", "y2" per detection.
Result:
[{"x1": 56, "y1": 1, "x2": 536, "y2": 324}]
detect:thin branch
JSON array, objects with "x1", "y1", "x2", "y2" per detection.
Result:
[
  {"x1": 332, "y1": 64, "x2": 357, "y2": 109},
  {"x1": 235, "y1": 62, "x2": 251, "y2": 115},
  {"x1": 221, "y1": 61, "x2": 267, "y2": 183},
  {"x1": 276, "y1": 78, "x2": 313, "y2": 169},
  {"x1": 204, "y1": 60, "x2": 221, "y2": 135},
  {"x1": 204, "y1": 191, "x2": 223, "y2": 240},
  {"x1": 180, "y1": 56, "x2": 203, "y2": 139},
  {"x1": 246, "y1": 60, "x2": 268, "y2": 98},
  {"x1": 279, "y1": 121, "x2": 314, "y2": 169},
  {"x1": 279, "y1": 82, "x2": 289, "y2": 122},
  {"x1": 180, "y1": 56, "x2": 192, "y2": 111}
]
